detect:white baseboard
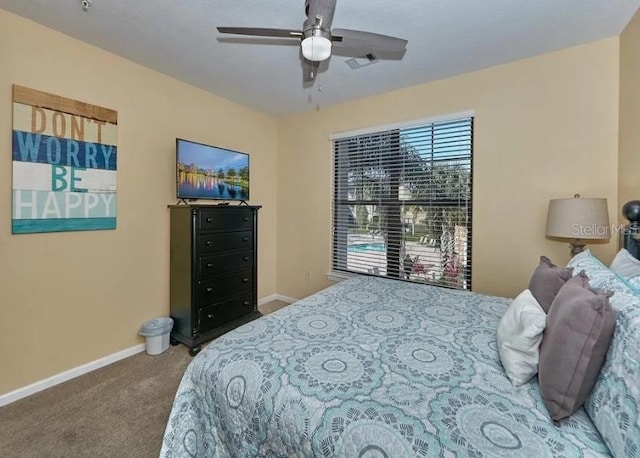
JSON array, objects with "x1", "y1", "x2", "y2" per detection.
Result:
[
  {"x1": 1, "y1": 294, "x2": 298, "y2": 408},
  {"x1": 0, "y1": 343, "x2": 145, "y2": 408},
  {"x1": 258, "y1": 293, "x2": 297, "y2": 305}
]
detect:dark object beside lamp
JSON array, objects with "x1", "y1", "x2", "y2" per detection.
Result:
[{"x1": 622, "y1": 200, "x2": 640, "y2": 259}]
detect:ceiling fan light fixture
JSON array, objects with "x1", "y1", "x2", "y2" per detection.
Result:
[{"x1": 301, "y1": 36, "x2": 332, "y2": 61}]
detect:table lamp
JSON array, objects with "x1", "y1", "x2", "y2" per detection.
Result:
[{"x1": 546, "y1": 194, "x2": 610, "y2": 257}]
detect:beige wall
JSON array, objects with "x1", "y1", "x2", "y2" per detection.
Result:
[
  {"x1": 0, "y1": 10, "x2": 278, "y2": 396},
  {"x1": 619, "y1": 9, "x2": 640, "y2": 217},
  {"x1": 277, "y1": 38, "x2": 620, "y2": 300}
]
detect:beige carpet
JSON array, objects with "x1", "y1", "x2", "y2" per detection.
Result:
[{"x1": 0, "y1": 300, "x2": 289, "y2": 458}]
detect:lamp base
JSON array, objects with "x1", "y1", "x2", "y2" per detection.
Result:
[{"x1": 569, "y1": 239, "x2": 586, "y2": 257}]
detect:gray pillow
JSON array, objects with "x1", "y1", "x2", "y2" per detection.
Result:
[
  {"x1": 538, "y1": 272, "x2": 616, "y2": 421},
  {"x1": 528, "y1": 256, "x2": 574, "y2": 313}
]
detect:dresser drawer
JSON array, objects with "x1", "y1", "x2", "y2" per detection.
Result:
[
  {"x1": 198, "y1": 209, "x2": 253, "y2": 232},
  {"x1": 197, "y1": 269, "x2": 253, "y2": 307},
  {"x1": 198, "y1": 294, "x2": 254, "y2": 333},
  {"x1": 199, "y1": 251, "x2": 253, "y2": 277},
  {"x1": 197, "y1": 230, "x2": 253, "y2": 254}
]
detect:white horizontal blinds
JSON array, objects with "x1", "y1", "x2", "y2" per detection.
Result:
[{"x1": 332, "y1": 117, "x2": 473, "y2": 289}]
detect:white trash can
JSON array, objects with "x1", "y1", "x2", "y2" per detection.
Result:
[{"x1": 139, "y1": 317, "x2": 174, "y2": 355}]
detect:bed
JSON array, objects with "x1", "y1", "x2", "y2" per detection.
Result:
[
  {"x1": 160, "y1": 251, "x2": 640, "y2": 458},
  {"x1": 161, "y1": 203, "x2": 640, "y2": 458}
]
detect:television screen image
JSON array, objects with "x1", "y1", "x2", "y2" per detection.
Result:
[{"x1": 176, "y1": 139, "x2": 249, "y2": 201}]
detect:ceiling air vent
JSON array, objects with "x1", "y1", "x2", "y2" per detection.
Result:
[{"x1": 345, "y1": 53, "x2": 379, "y2": 69}]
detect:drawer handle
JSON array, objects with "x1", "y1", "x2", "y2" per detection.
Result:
[
  {"x1": 243, "y1": 217, "x2": 249, "y2": 222},
  {"x1": 243, "y1": 300, "x2": 250, "y2": 306},
  {"x1": 243, "y1": 256, "x2": 249, "y2": 261},
  {"x1": 206, "y1": 218, "x2": 213, "y2": 223},
  {"x1": 207, "y1": 313, "x2": 214, "y2": 319},
  {"x1": 206, "y1": 263, "x2": 214, "y2": 268},
  {"x1": 205, "y1": 241, "x2": 213, "y2": 246},
  {"x1": 242, "y1": 278, "x2": 249, "y2": 283},
  {"x1": 242, "y1": 237, "x2": 249, "y2": 242},
  {"x1": 206, "y1": 287, "x2": 213, "y2": 292}
]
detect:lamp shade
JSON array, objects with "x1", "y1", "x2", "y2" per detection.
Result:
[{"x1": 546, "y1": 197, "x2": 610, "y2": 240}]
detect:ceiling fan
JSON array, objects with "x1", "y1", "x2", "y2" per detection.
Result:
[{"x1": 217, "y1": 0, "x2": 408, "y2": 84}]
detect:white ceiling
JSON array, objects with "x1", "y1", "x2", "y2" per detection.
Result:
[{"x1": 1, "y1": 0, "x2": 638, "y2": 116}]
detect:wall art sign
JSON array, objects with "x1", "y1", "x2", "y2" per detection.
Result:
[{"x1": 11, "y1": 85, "x2": 118, "y2": 234}]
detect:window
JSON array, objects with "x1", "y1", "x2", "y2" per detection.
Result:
[{"x1": 332, "y1": 116, "x2": 473, "y2": 289}]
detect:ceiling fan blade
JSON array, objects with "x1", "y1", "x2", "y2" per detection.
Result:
[
  {"x1": 217, "y1": 27, "x2": 303, "y2": 39},
  {"x1": 303, "y1": 59, "x2": 319, "y2": 84},
  {"x1": 331, "y1": 28, "x2": 407, "y2": 52},
  {"x1": 305, "y1": 0, "x2": 337, "y2": 29}
]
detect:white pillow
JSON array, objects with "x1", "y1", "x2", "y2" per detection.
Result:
[
  {"x1": 609, "y1": 248, "x2": 640, "y2": 279},
  {"x1": 497, "y1": 289, "x2": 547, "y2": 386}
]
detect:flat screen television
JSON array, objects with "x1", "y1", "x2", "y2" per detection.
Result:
[{"x1": 176, "y1": 138, "x2": 249, "y2": 201}]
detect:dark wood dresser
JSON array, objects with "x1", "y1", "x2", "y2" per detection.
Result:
[{"x1": 169, "y1": 204, "x2": 261, "y2": 355}]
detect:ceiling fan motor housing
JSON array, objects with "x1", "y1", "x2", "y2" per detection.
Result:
[
  {"x1": 303, "y1": 25, "x2": 331, "y2": 41},
  {"x1": 304, "y1": 0, "x2": 336, "y2": 30}
]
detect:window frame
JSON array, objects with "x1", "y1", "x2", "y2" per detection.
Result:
[{"x1": 330, "y1": 112, "x2": 474, "y2": 290}]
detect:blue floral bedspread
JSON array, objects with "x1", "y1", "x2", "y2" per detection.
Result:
[{"x1": 160, "y1": 276, "x2": 609, "y2": 457}]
